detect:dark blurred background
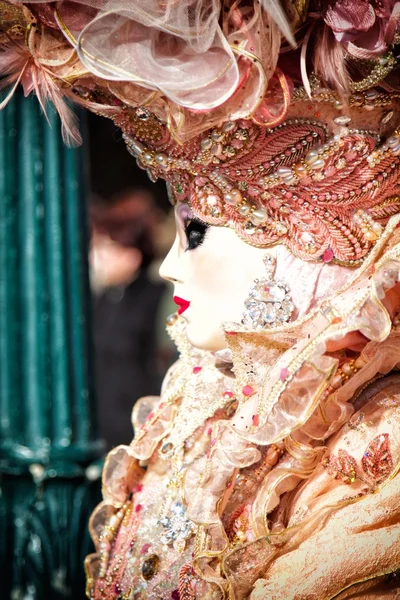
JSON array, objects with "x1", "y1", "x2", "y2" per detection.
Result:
[
  {"x1": 87, "y1": 112, "x2": 176, "y2": 451},
  {"x1": 88, "y1": 112, "x2": 170, "y2": 206}
]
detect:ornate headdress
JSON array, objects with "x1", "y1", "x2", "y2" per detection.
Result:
[{"x1": 2, "y1": 0, "x2": 400, "y2": 265}]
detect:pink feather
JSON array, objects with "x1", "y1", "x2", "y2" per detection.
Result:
[
  {"x1": 0, "y1": 43, "x2": 81, "y2": 146},
  {"x1": 314, "y1": 24, "x2": 349, "y2": 95}
]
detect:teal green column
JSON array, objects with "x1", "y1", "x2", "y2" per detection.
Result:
[{"x1": 0, "y1": 92, "x2": 104, "y2": 599}]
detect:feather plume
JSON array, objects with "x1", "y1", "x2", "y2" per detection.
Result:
[
  {"x1": 260, "y1": 0, "x2": 296, "y2": 46},
  {"x1": 0, "y1": 43, "x2": 81, "y2": 146},
  {"x1": 300, "y1": 22, "x2": 314, "y2": 99},
  {"x1": 314, "y1": 24, "x2": 349, "y2": 96}
]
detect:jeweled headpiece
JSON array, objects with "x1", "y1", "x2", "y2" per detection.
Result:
[{"x1": 2, "y1": 0, "x2": 400, "y2": 264}]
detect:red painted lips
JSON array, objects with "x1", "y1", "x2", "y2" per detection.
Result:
[{"x1": 173, "y1": 295, "x2": 190, "y2": 315}]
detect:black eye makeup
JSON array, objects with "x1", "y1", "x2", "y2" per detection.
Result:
[{"x1": 184, "y1": 217, "x2": 209, "y2": 251}]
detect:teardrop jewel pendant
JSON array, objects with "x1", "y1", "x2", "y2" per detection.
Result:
[{"x1": 241, "y1": 254, "x2": 294, "y2": 329}]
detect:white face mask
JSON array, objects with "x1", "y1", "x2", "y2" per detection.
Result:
[
  {"x1": 159, "y1": 205, "x2": 273, "y2": 351},
  {"x1": 159, "y1": 205, "x2": 353, "y2": 352}
]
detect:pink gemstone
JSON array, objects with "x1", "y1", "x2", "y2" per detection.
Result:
[
  {"x1": 322, "y1": 248, "x2": 334, "y2": 263},
  {"x1": 223, "y1": 390, "x2": 234, "y2": 398},
  {"x1": 141, "y1": 543, "x2": 151, "y2": 555},
  {"x1": 193, "y1": 366, "x2": 202, "y2": 374},
  {"x1": 280, "y1": 367, "x2": 289, "y2": 382},
  {"x1": 252, "y1": 414, "x2": 260, "y2": 426},
  {"x1": 135, "y1": 503, "x2": 142, "y2": 513},
  {"x1": 207, "y1": 427, "x2": 212, "y2": 436},
  {"x1": 147, "y1": 412, "x2": 154, "y2": 420},
  {"x1": 242, "y1": 385, "x2": 254, "y2": 397}
]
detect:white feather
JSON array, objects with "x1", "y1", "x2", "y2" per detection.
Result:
[{"x1": 260, "y1": 0, "x2": 296, "y2": 46}]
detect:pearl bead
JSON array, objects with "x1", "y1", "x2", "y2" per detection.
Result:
[
  {"x1": 277, "y1": 166, "x2": 292, "y2": 177},
  {"x1": 391, "y1": 142, "x2": 400, "y2": 155},
  {"x1": 211, "y1": 131, "x2": 224, "y2": 142},
  {"x1": 331, "y1": 374, "x2": 343, "y2": 389},
  {"x1": 282, "y1": 174, "x2": 296, "y2": 184},
  {"x1": 201, "y1": 137, "x2": 212, "y2": 150},
  {"x1": 222, "y1": 121, "x2": 236, "y2": 132},
  {"x1": 224, "y1": 193, "x2": 237, "y2": 206},
  {"x1": 305, "y1": 149, "x2": 319, "y2": 165},
  {"x1": 211, "y1": 142, "x2": 223, "y2": 156},
  {"x1": 251, "y1": 208, "x2": 268, "y2": 224},
  {"x1": 143, "y1": 152, "x2": 153, "y2": 164},
  {"x1": 341, "y1": 363, "x2": 353, "y2": 375},
  {"x1": 155, "y1": 153, "x2": 168, "y2": 166},
  {"x1": 309, "y1": 158, "x2": 325, "y2": 170},
  {"x1": 372, "y1": 222, "x2": 382, "y2": 234},
  {"x1": 238, "y1": 203, "x2": 251, "y2": 216},
  {"x1": 387, "y1": 136, "x2": 400, "y2": 148},
  {"x1": 109, "y1": 514, "x2": 120, "y2": 528}
]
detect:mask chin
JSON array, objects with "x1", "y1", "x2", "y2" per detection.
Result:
[{"x1": 185, "y1": 322, "x2": 227, "y2": 352}]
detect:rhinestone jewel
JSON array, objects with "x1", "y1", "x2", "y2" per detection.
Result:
[
  {"x1": 242, "y1": 301, "x2": 272, "y2": 328},
  {"x1": 252, "y1": 280, "x2": 287, "y2": 303},
  {"x1": 242, "y1": 255, "x2": 294, "y2": 329},
  {"x1": 158, "y1": 502, "x2": 196, "y2": 547}
]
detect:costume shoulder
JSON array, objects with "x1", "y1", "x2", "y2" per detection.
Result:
[{"x1": 248, "y1": 375, "x2": 400, "y2": 600}]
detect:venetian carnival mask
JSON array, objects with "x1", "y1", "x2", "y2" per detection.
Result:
[{"x1": 159, "y1": 204, "x2": 355, "y2": 351}]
